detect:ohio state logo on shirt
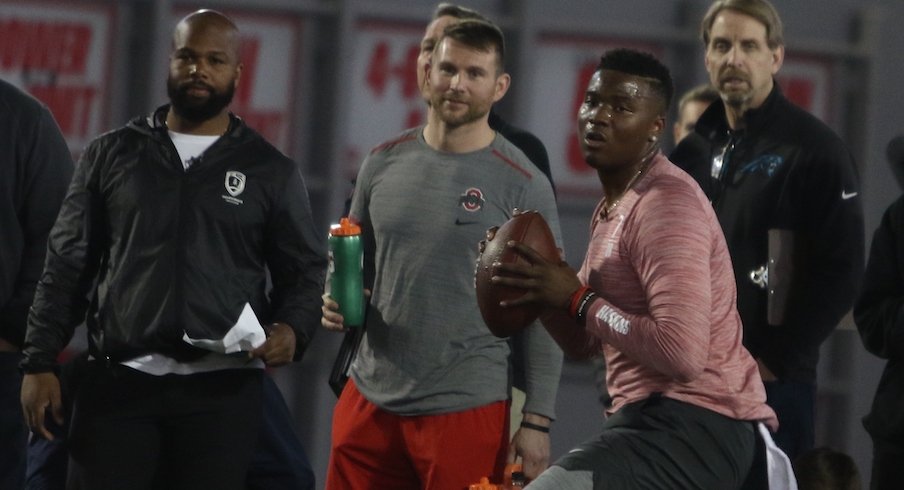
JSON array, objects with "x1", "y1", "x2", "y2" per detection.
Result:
[{"x1": 459, "y1": 187, "x2": 485, "y2": 212}]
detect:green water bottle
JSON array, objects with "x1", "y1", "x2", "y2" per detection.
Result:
[{"x1": 328, "y1": 217, "x2": 364, "y2": 327}]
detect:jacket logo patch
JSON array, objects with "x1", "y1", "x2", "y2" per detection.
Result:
[
  {"x1": 222, "y1": 171, "x2": 246, "y2": 205},
  {"x1": 459, "y1": 188, "x2": 485, "y2": 212},
  {"x1": 225, "y1": 171, "x2": 246, "y2": 196}
]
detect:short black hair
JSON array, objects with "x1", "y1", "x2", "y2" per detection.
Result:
[
  {"x1": 597, "y1": 48, "x2": 674, "y2": 111},
  {"x1": 439, "y1": 19, "x2": 506, "y2": 73}
]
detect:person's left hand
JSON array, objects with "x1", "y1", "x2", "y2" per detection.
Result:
[
  {"x1": 250, "y1": 322, "x2": 296, "y2": 366},
  {"x1": 492, "y1": 241, "x2": 582, "y2": 312},
  {"x1": 508, "y1": 413, "x2": 551, "y2": 480}
]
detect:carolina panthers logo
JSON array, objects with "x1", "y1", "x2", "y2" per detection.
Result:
[
  {"x1": 740, "y1": 155, "x2": 784, "y2": 177},
  {"x1": 459, "y1": 188, "x2": 485, "y2": 212}
]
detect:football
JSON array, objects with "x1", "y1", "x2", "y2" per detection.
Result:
[{"x1": 475, "y1": 211, "x2": 559, "y2": 338}]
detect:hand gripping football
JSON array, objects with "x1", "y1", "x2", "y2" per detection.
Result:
[{"x1": 475, "y1": 211, "x2": 559, "y2": 338}]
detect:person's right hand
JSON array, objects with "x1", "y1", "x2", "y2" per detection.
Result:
[
  {"x1": 321, "y1": 290, "x2": 371, "y2": 332},
  {"x1": 21, "y1": 372, "x2": 64, "y2": 440}
]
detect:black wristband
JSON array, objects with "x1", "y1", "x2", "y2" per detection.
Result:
[
  {"x1": 575, "y1": 291, "x2": 598, "y2": 325},
  {"x1": 520, "y1": 421, "x2": 550, "y2": 433}
]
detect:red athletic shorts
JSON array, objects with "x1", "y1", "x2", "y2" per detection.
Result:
[{"x1": 325, "y1": 379, "x2": 510, "y2": 490}]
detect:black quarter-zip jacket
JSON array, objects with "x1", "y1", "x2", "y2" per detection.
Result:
[
  {"x1": 670, "y1": 85, "x2": 864, "y2": 383},
  {"x1": 21, "y1": 105, "x2": 326, "y2": 373}
]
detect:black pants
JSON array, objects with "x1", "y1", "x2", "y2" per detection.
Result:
[
  {"x1": 763, "y1": 379, "x2": 815, "y2": 460},
  {"x1": 544, "y1": 395, "x2": 756, "y2": 489},
  {"x1": 66, "y1": 363, "x2": 263, "y2": 490},
  {"x1": 25, "y1": 355, "x2": 313, "y2": 490},
  {"x1": 0, "y1": 351, "x2": 26, "y2": 490},
  {"x1": 246, "y1": 374, "x2": 315, "y2": 490}
]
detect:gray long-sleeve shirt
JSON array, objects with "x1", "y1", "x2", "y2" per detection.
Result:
[{"x1": 349, "y1": 127, "x2": 563, "y2": 417}]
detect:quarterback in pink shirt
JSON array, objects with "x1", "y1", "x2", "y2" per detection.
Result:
[{"x1": 492, "y1": 49, "x2": 779, "y2": 489}]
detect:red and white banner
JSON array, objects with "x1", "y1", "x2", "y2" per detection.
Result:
[
  {"x1": 0, "y1": 1, "x2": 114, "y2": 151},
  {"x1": 525, "y1": 36, "x2": 662, "y2": 197},
  {"x1": 777, "y1": 55, "x2": 832, "y2": 124},
  {"x1": 341, "y1": 20, "x2": 424, "y2": 180}
]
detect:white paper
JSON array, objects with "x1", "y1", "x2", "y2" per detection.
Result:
[
  {"x1": 121, "y1": 352, "x2": 263, "y2": 376},
  {"x1": 758, "y1": 422, "x2": 798, "y2": 490},
  {"x1": 182, "y1": 303, "x2": 267, "y2": 354}
]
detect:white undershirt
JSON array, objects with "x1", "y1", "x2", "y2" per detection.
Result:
[
  {"x1": 168, "y1": 130, "x2": 220, "y2": 170},
  {"x1": 120, "y1": 131, "x2": 264, "y2": 375}
]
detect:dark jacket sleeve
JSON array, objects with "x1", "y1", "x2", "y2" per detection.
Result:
[
  {"x1": 489, "y1": 112, "x2": 555, "y2": 193},
  {"x1": 21, "y1": 141, "x2": 104, "y2": 373},
  {"x1": 854, "y1": 197, "x2": 904, "y2": 359},
  {"x1": 669, "y1": 133, "x2": 716, "y2": 200},
  {"x1": 265, "y1": 164, "x2": 327, "y2": 359},
  {"x1": 0, "y1": 103, "x2": 73, "y2": 347},
  {"x1": 504, "y1": 131, "x2": 554, "y2": 190}
]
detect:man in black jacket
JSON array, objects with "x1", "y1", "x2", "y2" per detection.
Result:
[
  {"x1": 670, "y1": 0, "x2": 864, "y2": 459},
  {"x1": 0, "y1": 78, "x2": 73, "y2": 490},
  {"x1": 19, "y1": 10, "x2": 326, "y2": 489},
  {"x1": 853, "y1": 141, "x2": 904, "y2": 490}
]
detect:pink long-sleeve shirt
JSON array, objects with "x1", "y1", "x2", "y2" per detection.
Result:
[{"x1": 553, "y1": 152, "x2": 777, "y2": 429}]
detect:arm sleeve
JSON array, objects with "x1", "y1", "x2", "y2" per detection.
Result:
[
  {"x1": 349, "y1": 154, "x2": 376, "y2": 289},
  {"x1": 513, "y1": 177, "x2": 563, "y2": 419},
  {"x1": 669, "y1": 133, "x2": 716, "y2": 200},
  {"x1": 266, "y1": 163, "x2": 328, "y2": 359},
  {"x1": 21, "y1": 141, "x2": 104, "y2": 373},
  {"x1": 582, "y1": 183, "x2": 713, "y2": 382},
  {"x1": 0, "y1": 104, "x2": 73, "y2": 346},
  {"x1": 854, "y1": 199, "x2": 904, "y2": 359}
]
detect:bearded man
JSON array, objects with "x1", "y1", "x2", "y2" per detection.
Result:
[{"x1": 20, "y1": 10, "x2": 326, "y2": 489}]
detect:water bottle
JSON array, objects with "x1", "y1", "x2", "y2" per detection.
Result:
[{"x1": 328, "y1": 217, "x2": 364, "y2": 327}]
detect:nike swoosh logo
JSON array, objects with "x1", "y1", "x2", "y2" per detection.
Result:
[
  {"x1": 454, "y1": 219, "x2": 475, "y2": 225},
  {"x1": 841, "y1": 191, "x2": 858, "y2": 200}
]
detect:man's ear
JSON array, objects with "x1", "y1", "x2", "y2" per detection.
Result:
[
  {"x1": 652, "y1": 114, "x2": 666, "y2": 137},
  {"x1": 492, "y1": 72, "x2": 511, "y2": 103},
  {"x1": 423, "y1": 61, "x2": 433, "y2": 89},
  {"x1": 771, "y1": 45, "x2": 784, "y2": 75},
  {"x1": 234, "y1": 62, "x2": 243, "y2": 88}
]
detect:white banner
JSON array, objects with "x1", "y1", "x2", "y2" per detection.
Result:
[
  {"x1": 341, "y1": 20, "x2": 424, "y2": 180},
  {"x1": 0, "y1": 2, "x2": 114, "y2": 151},
  {"x1": 777, "y1": 56, "x2": 832, "y2": 124}
]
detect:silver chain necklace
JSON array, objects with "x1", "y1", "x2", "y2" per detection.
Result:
[{"x1": 600, "y1": 151, "x2": 656, "y2": 219}]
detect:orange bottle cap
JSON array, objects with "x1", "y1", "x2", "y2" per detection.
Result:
[
  {"x1": 468, "y1": 477, "x2": 498, "y2": 490},
  {"x1": 330, "y1": 217, "x2": 361, "y2": 236}
]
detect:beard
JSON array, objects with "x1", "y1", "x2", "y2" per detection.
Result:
[
  {"x1": 721, "y1": 87, "x2": 753, "y2": 109},
  {"x1": 431, "y1": 92, "x2": 489, "y2": 127},
  {"x1": 717, "y1": 70, "x2": 754, "y2": 109},
  {"x1": 167, "y1": 76, "x2": 236, "y2": 123}
]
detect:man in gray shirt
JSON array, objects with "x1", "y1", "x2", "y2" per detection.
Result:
[{"x1": 321, "y1": 19, "x2": 562, "y2": 489}]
